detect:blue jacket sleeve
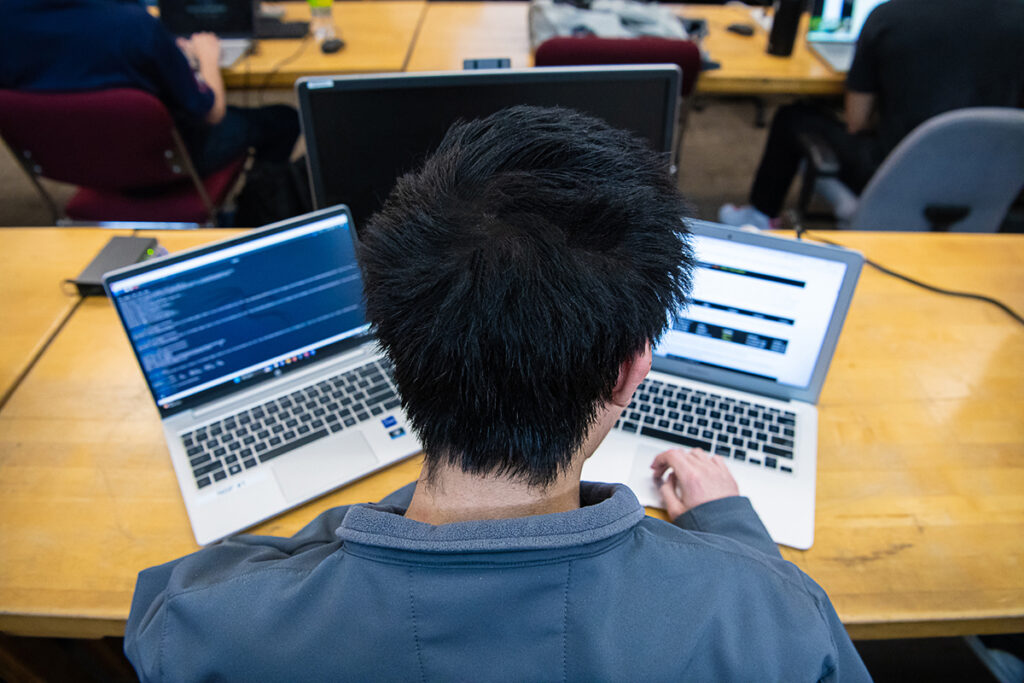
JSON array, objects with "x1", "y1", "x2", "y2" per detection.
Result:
[{"x1": 672, "y1": 495, "x2": 782, "y2": 559}]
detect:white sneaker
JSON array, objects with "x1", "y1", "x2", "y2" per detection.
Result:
[{"x1": 718, "y1": 204, "x2": 775, "y2": 231}]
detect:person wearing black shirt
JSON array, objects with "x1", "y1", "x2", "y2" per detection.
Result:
[{"x1": 720, "y1": 0, "x2": 1024, "y2": 229}]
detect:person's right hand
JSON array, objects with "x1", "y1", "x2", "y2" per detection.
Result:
[
  {"x1": 188, "y1": 32, "x2": 222, "y2": 68},
  {"x1": 651, "y1": 447, "x2": 739, "y2": 519}
]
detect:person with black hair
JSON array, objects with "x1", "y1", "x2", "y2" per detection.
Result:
[{"x1": 124, "y1": 106, "x2": 870, "y2": 682}]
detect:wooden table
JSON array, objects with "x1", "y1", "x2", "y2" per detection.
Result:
[
  {"x1": 1, "y1": 230, "x2": 1021, "y2": 640},
  {"x1": 405, "y1": 3, "x2": 844, "y2": 96},
  {"x1": 0, "y1": 229, "x2": 130, "y2": 408},
  {"x1": 223, "y1": 1, "x2": 427, "y2": 88}
]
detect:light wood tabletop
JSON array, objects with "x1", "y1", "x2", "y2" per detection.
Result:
[
  {"x1": 222, "y1": 1, "x2": 428, "y2": 89},
  {"x1": 405, "y1": 3, "x2": 844, "y2": 96},
  {"x1": 0, "y1": 229, "x2": 1021, "y2": 640},
  {"x1": 0, "y1": 228, "x2": 130, "y2": 409}
]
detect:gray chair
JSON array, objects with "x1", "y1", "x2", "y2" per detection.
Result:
[{"x1": 797, "y1": 107, "x2": 1024, "y2": 231}]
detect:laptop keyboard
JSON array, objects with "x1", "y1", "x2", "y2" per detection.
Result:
[
  {"x1": 615, "y1": 378, "x2": 797, "y2": 474},
  {"x1": 181, "y1": 359, "x2": 400, "y2": 489}
]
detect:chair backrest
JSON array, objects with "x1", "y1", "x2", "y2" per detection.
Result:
[
  {"x1": 851, "y1": 107, "x2": 1024, "y2": 232},
  {"x1": 0, "y1": 88, "x2": 193, "y2": 191},
  {"x1": 534, "y1": 37, "x2": 701, "y2": 97}
]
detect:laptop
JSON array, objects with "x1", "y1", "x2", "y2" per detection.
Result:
[
  {"x1": 158, "y1": 0, "x2": 255, "y2": 68},
  {"x1": 806, "y1": 0, "x2": 888, "y2": 73},
  {"x1": 582, "y1": 221, "x2": 863, "y2": 549},
  {"x1": 104, "y1": 206, "x2": 421, "y2": 545}
]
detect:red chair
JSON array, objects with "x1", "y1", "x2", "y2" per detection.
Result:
[
  {"x1": 0, "y1": 89, "x2": 247, "y2": 225},
  {"x1": 534, "y1": 37, "x2": 702, "y2": 165}
]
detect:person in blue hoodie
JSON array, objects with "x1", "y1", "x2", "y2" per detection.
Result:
[
  {"x1": 0, "y1": 0, "x2": 298, "y2": 177},
  {"x1": 124, "y1": 105, "x2": 871, "y2": 682}
]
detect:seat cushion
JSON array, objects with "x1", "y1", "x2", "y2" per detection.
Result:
[{"x1": 65, "y1": 156, "x2": 246, "y2": 223}]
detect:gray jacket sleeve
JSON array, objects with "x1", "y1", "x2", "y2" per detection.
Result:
[{"x1": 673, "y1": 495, "x2": 782, "y2": 558}]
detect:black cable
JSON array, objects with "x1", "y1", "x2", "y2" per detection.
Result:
[
  {"x1": 257, "y1": 36, "x2": 312, "y2": 106},
  {"x1": 796, "y1": 226, "x2": 1024, "y2": 327}
]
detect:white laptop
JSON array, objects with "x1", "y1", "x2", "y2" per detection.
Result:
[
  {"x1": 104, "y1": 206, "x2": 421, "y2": 545},
  {"x1": 806, "y1": 0, "x2": 888, "y2": 73},
  {"x1": 583, "y1": 221, "x2": 863, "y2": 549},
  {"x1": 158, "y1": 0, "x2": 254, "y2": 68}
]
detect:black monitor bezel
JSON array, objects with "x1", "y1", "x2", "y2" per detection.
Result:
[{"x1": 296, "y1": 65, "x2": 682, "y2": 214}]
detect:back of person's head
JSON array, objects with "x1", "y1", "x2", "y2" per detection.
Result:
[{"x1": 359, "y1": 105, "x2": 694, "y2": 487}]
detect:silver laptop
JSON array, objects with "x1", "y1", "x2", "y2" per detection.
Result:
[
  {"x1": 806, "y1": 0, "x2": 888, "y2": 73},
  {"x1": 104, "y1": 206, "x2": 421, "y2": 545},
  {"x1": 158, "y1": 0, "x2": 254, "y2": 67},
  {"x1": 583, "y1": 221, "x2": 863, "y2": 549}
]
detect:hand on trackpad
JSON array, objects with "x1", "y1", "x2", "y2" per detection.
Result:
[
  {"x1": 273, "y1": 431, "x2": 378, "y2": 502},
  {"x1": 629, "y1": 445, "x2": 666, "y2": 509}
]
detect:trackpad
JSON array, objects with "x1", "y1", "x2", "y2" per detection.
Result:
[{"x1": 273, "y1": 431, "x2": 379, "y2": 503}]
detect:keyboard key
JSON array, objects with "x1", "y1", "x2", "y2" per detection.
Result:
[
  {"x1": 186, "y1": 445, "x2": 203, "y2": 457},
  {"x1": 258, "y1": 428, "x2": 330, "y2": 464},
  {"x1": 213, "y1": 447, "x2": 226, "y2": 458},
  {"x1": 343, "y1": 417, "x2": 357, "y2": 427},
  {"x1": 754, "y1": 421, "x2": 765, "y2": 430},
  {"x1": 629, "y1": 411, "x2": 641, "y2": 421},
  {"x1": 297, "y1": 425, "x2": 310, "y2": 435},
  {"x1": 764, "y1": 457, "x2": 777, "y2": 469},
  {"x1": 194, "y1": 461, "x2": 222, "y2": 477},
  {"x1": 780, "y1": 465, "x2": 792, "y2": 473},
  {"x1": 747, "y1": 441, "x2": 760, "y2": 451},
  {"x1": 189, "y1": 454, "x2": 211, "y2": 468},
  {"x1": 682, "y1": 414, "x2": 694, "y2": 424},
  {"x1": 778, "y1": 416, "x2": 796, "y2": 426},
  {"x1": 243, "y1": 458, "x2": 257, "y2": 469},
  {"x1": 196, "y1": 476, "x2": 211, "y2": 489},
  {"x1": 229, "y1": 464, "x2": 242, "y2": 475},
  {"x1": 622, "y1": 421, "x2": 638, "y2": 433},
  {"x1": 748, "y1": 458, "x2": 762, "y2": 466},
  {"x1": 701, "y1": 430, "x2": 714, "y2": 439},
  {"x1": 653, "y1": 407, "x2": 665, "y2": 416},
  {"x1": 732, "y1": 437, "x2": 744, "y2": 446},
  {"x1": 763, "y1": 445, "x2": 793, "y2": 459},
  {"x1": 329, "y1": 422, "x2": 344, "y2": 433},
  {"x1": 726, "y1": 425, "x2": 738, "y2": 434},
  {"x1": 384, "y1": 399, "x2": 401, "y2": 410},
  {"x1": 784, "y1": 428, "x2": 795, "y2": 437},
  {"x1": 658, "y1": 419, "x2": 670, "y2": 429},
  {"x1": 733, "y1": 449, "x2": 746, "y2": 461},
  {"x1": 214, "y1": 471, "x2": 227, "y2": 481},
  {"x1": 756, "y1": 432, "x2": 768, "y2": 441},
  {"x1": 370, "y1": 406, "x2": 384, "y2": 416},
  {"x1": 640, "y1": 426, "x2": 712, "y2": 452},
  {"x1": 687, "y1": 426, "x2": 699, "y2": 436},
  {"x1": 768, "y1": 425, "x2": 780, "y2": 434},
  {"x1": 224, "y1": 454, "x2": 238, "y2": 464},
  {"x1": 771, "y1": 436, "x2": 794, "y2": 448},
  {"x1": 643, "y1": 416, "x2": 656, "y2": 425},
  {"x1": 715, "y1": 445, "x2": 731, "y2": 457},
  {"x1": 356, "y1": 412, "x2": 370, "y2": 421}
]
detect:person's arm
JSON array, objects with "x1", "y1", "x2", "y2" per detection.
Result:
[
  {"x1": 181, "y1": 32, "x2": 227, "y2": 125},
  {"x1": 651, "y1": 447, "x2": 781, "y2": 558},
  {"x1": 845, "y1": 91, "x2": 876, "y2": 135}
]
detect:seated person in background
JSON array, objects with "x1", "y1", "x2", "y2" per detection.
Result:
[
  {"x1": 0, "y1": 0, "x2": 299, "y2": 178},
  {"x1": 720, "y1": 0, "x2": 1024, "y2": 229},
  {"x1": 124, "y1": 106, "x2": 870, "y2": 681}
]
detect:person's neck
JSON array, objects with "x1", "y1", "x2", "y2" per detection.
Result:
[{"x1": 404, "y1": 459, "x2": 584, "y2": 525}]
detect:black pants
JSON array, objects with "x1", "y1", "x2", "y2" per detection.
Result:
[
  {"x1": 749, "y1": 102, "x2": 882, "y2": 218},
  {"x1": 181, "y1": 104, "x2": 300, "y2": 177}
]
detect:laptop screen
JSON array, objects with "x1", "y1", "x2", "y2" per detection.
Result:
[
  {"x1": 105, "y1": 208, "x2": 368, "y2": 416},
  {"x1": 298, "y1": 66, "x2": 680, "y2": 231},
  {"x1": 807, "y1": 0, "x2": 887, "y2": 42},
  {"x1": 158, "y1": 0, "x2": 254, "y2": 38},
  {"x1": 653, "y1": 222, "x2": 862, "y2": 403}
]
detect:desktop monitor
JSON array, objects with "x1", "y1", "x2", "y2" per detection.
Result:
[
  {"x1": 296, "y1": 66, "x2": 682, "y2": 231},
  {"x1": 158, "y1": 0, "x2": 255, "y2": 38}
]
